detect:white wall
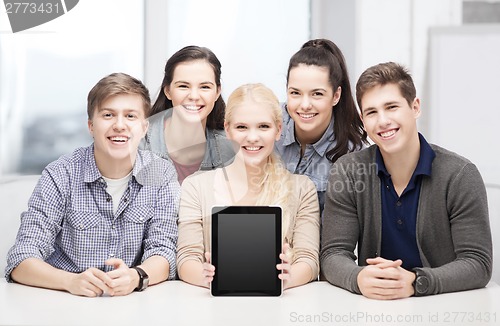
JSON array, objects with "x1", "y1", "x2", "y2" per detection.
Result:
[{"x1": 144, "y1": 0, "x2": 310, "y2": 103}]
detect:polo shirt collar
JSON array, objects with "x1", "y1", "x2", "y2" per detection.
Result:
[{"x1": 376, "y1": 133, "x2": 436, "y2": 178}]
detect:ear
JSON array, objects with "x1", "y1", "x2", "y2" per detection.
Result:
[
  {"x1": 216, "y1": 85, "x2": 222, "y2": 101},
  {"x1": 224, "y1": 120, "x2": 230, "y2": 137},
  {"x1": 412, "y1": 97, "x2": 422, "y2": 119},
  {"x1": 333, "y1": 86, "x2": 342, "y2": 106},
  {"x1": 275, "y1": 122, "x2": 282, "y2": 141},
  {"x1": 142, "y1": 119, "x2": 149, "y2": 136},
  {"x1": 87, "y1": 119, "x2": 94, "y2": 136},
  {"x1": 164, "y1": 86, "x2": 172, "y2": 100}
]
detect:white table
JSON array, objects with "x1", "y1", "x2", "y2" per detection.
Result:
[{"x1": 1, "y1": 279, "x2": 499, "y2": 326}]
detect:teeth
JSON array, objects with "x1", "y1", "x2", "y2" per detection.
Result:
[
  {"x1": 110, "y1": 136, "x2": 128, "y2": 142},
  {"x1": 380, "y1": 130, "x2": 396, "y2": 138},
  {"x1": 299, "y1": 113, "x2": 316, "y2": 119},
  {"x1": 245, "y1": 146, "x2": 261, "y2": 151},
  {"x1": 184, "y1": 105, "x2": 200, "y2": 111}
]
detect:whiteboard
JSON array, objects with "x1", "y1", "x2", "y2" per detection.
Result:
[{"x1": 424, "y1": 25, "x2": 500, "y2": 188}]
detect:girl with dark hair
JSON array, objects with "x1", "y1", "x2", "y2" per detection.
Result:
[
  {"x1": 275, "y1": 39, "x2": 368, "y2": 213},
  {"x1": 141, "y1": 45, "x2": 234, "y2": 184}
]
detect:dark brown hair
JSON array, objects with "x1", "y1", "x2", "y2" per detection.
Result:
[{"x1": 287, "y1": 39, "x2": 367, "y2": 163}]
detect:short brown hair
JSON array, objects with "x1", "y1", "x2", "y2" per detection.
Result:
[
  {"x1": 87, "y1": 72, "x2": 151, "y2": 119},
  {"x1": 356, "y1": 62, "x2": 416, "y2": 110}
]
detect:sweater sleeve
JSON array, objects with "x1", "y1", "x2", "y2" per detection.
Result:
[
  {"x1": 176, "y1": 175, "x2": 206, "y2": 270},
  {"x1": 320, "y1": 160, "x2": 364, "y2": 294},
  {"x1": 290, "y1": 176, "x2": 320, "y2": 282},
  {"x1": 416, "y1": 162, "x2": 492, "y2": 295}
]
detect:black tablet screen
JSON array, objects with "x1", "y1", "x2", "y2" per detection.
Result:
[{"x1": 211, "y1": 206, "x2": 281, "y2": 296}]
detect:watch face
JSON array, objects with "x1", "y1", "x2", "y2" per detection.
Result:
[
  {"x1": 142, "y1": 277, "x2": 150, "y2": 290},
  {"x1": 415, "y1": 275, "x2": 429, "y2": 294}
]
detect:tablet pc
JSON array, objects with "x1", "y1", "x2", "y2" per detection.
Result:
[{"x1": 211, "y1": 206, "x2": 282, "y2": 296}]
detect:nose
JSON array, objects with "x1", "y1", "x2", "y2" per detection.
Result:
[
  {"x1": 246, "y1": 128, "x2": 259, "y2": 142},
  {"x1": 113, "y1": 115, "x2": 126, "y2": 130},
  {"x1": 377, "y1": 111, "x2": 391, "y2": 127},
  {"x1": 188, "y1": 87, "x2": 200, "y2": 100},
  {"x1": 300, "y1": 96, "x2": 312, "y2": 111}
]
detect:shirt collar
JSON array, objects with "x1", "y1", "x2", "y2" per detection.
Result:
[
  {"x1": 376, "y1": 132, "x2": 436, "y2": 177},
  {"x1": 83, "y1": 144, "x2": 146, "y2": 185},
  {"x1": 281, "y1": 104, "x2": 336, "y2": 156},
  {"x1": 83, "y1": 145, "x2": 103, "y2": 183}
]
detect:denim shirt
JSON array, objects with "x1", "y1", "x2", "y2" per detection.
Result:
[
  {"x1": 140, "y1": 109, "x2": 235, "y2": 171},
  {"x1": 5, "y1": 145, "x2": 180, "y2": 281},
  {"x1": 274, "y1": 104, "x2": 337, "y2": 213}
]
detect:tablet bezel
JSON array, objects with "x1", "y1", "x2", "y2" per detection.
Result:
[{"x1": 211, "y1": 205, "x2": 282, "y2": 297}]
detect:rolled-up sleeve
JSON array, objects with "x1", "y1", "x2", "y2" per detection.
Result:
[{"x1": 5, "y1": 169, "x2": 66, "y2": 282}]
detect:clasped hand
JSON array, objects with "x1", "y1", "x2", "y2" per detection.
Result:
[
  {"x1": 67, "y1": 258, "x2": 137, "y2": 297},
  {"x1": 357, "y1": 257, "x2": 416, "y2": 300}
]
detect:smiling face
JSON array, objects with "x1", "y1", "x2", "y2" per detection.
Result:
[
  {"x1": 225, "y1": 102, "x2": 281, "y2": 170},
  {"x1": 286, "y1": 64, "x2": 340, "y2": 144},
  {"x1": 360, "y1": 83, "x2": 420, "y2": 157},
  {"x1": 164, "y1": 59, "x2": 221, "y2": 127},
  {"x1": 88, "y1": 93, "x2": 149, "y2": 173}
]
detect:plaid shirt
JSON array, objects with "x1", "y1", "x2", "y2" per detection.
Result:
[{"x1": 5, "y1": 145, "x2": 180, "y2": 281}]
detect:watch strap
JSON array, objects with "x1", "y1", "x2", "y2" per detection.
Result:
[{"x1": 132, "y1": 266, "x2": 149, "y2": 292}]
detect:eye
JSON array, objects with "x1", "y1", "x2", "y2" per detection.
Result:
[
  {"x1": 127, "y1": 113, "x2": 137, "y2": 119},
  {"x1": 312, "y1": 91, "x2": 324, "y2": 97},
  {"x1": 259, "y1": 124, "x2": 271, "y2": 129},
  {"x1": 235, "y1": 125, "x2": 247, "y2": 130},
  {"x1": 178, "y1": 84, "x2": 189, "y2": 89},
  {"x1": 201, "y1": 85, "x2": 213, "y2": 90},
  {"x1": 103, "y1": 112, "x2": 113, "y2": 118}
]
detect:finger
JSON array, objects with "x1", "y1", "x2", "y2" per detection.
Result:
[
  {"x1": 276, "y1": 263, "x2": 291, "y2": 271},
  {"x1": 205, "y1": 252, "x2": 211, "y2": 264},
  {"x1": 367, "y1": 258, "x2": 402, "y2": 269},
  {"x1": 88, "y1": 268, "x2": 115, "y2": 292},
  {"x1": 105, "y1": 258, "x2": 126, "y2": 270},
  {"x1": 278, "y1": 273, "x2": 290, "y2": 280}
]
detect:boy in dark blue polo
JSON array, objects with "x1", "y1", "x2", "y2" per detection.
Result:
[{"x1": 320, "y1": 62, "x2": 492, "y2": 299}]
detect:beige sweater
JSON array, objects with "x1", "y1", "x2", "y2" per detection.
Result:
[{"x1": 177, "y1": 169, "x2": 320, "y2": 282}]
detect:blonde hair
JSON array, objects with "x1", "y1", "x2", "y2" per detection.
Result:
[{"x1": 225, "y1": 83, "x2": 295, "y2": 244}]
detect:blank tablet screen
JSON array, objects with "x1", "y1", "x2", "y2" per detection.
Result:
[{"x1": 211, "y1": 206, "x2": 282, "y2": 296}]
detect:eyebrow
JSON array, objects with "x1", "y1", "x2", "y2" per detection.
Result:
[
  {"x1": 174, "y1": 80, "x2": 215, "y2": 85},
  {"x1": 362, "y1": 101, "x2": 400, "y2": 113},
  {"x1": 288, "y1": 86, "x2": 327, "y2": 92}
]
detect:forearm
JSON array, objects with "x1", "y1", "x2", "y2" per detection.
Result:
[
  {"x1": 11, "y1": 257, "x2": 76, "y2": 292},
  {"x1": 321, "y1": 253, "x2": 363, "y2": 294},
  {"x1": 285, "y1": 262, "x2": 314, "y2": 290},
  {"x1": 137, "y1": 255, "x2": 170, "y2": 286},
  {"x1": 178, "y1": 260, "x2": 208, "y2": 288}
]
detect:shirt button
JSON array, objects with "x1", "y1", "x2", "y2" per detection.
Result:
[
  {"x1": 109, "y1": 253, "x2": 115, "y2": 257},
  {"x1": 396, "y1": 201, "x2": 402, "y2": 206},
  {"x1": 112, "y1": 224, "x2": 116, "y2": 229},
  {"x1": 106, "y1": 197, "x2": 111, "y2": 202},
  {"x1": 79, "y1": 224, "x2": 84, "y2": 229},
  {"x1": 397, "y1": 219, "x2": 403, "y2": 225},
  {"x1": 139, "y1": 217, "x2": 144, "y2": 222}
]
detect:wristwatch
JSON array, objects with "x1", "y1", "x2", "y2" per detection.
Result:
[
  {"x1": 412, "y1": 269, "x2": 429, "y2": 296},
  {"x1": 132, "y1": 266, "x2": 149, "y2": 292}
]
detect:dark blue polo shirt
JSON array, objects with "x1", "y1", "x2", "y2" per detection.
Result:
[{"x1": 377, "y1": 133, "x2": 436, "y2": 270}]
